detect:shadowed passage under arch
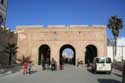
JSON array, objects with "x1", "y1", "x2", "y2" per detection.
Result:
[
  {"x1": 85, "y1": 45, "x2": 97, "y2": 64},
  {"x1": 38, "y1": 44, "x2": 50, "y2": 65}
]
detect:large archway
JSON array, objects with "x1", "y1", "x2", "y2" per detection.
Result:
[
  {"x1": 38, "y1": 44, "x2": 50, "y2": 65},
  {"x1": 85, "y1": 45, "x2": 97, "y2": 64},
  {"x1": 60, "y1": 44, "x2": 76, "y2": 65}
]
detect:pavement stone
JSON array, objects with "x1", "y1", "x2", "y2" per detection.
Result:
[{"x1": 0, "y1": 65, "x2": 122, "y2": 83}]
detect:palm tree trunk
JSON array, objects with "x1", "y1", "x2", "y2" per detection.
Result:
[
  {"x1": 9, "y1": 53, "x2": 12, "y2": 65},
  {"x1": 113, "y1": 44, "x2": 115, "y2": 62},
  {"x1": 113, "y1": 36, "x2": 117, "y2": 62}
]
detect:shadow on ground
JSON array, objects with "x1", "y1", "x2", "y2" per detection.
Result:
[
  {"x1": 113, "y1": 62, "x2": 124, "y2": 72},
  {"x1": 0, "y1": 64, "x2": 23, "y2": 77},
  {"x1": 112, "y1": 72, "x2": 122, "y2": 77},
  {"x1": 97, "y1": 79, "x2": 121, "y2": 83},
  {"x1": 87, "y1": 68, "x2": 111, "y2": 75},
  {"x1": 87, "y1": 68, "x2": 94, "y2": 74},
  {"x1": 29, "y1": 70, "x2": 37, "y2": 75}
]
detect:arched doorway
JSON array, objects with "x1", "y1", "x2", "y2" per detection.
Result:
[
  {"x1": 85, "y1": 45, "x2": 97, "y2": 64},
  {"x1": 38, "y1": 44, "x2": 50, "y2": 65},
  {"x1": 60, "y1": 44, "x2": 76, "y2": 65}
]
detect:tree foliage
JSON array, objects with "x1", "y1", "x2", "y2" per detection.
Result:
[{"x1": 4, "y1": 43, "x2": 18, "y2": 65}]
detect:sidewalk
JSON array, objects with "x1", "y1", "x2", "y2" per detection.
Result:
[
  {"x1": 0, "y1": 64, "x2": 123, "y2": 78},
  {"x1": 112, "y1": 68, "x2": 122, "y2": 77},
  {"x1": 113, "y1": 62, "x2": 124, "y2": 71},
  {"x1": 0, "y1": 65, "x2": 23, "y2": 77},
  {"x1": 0, "y1": 65, "x2": 122, "y2": 83}
]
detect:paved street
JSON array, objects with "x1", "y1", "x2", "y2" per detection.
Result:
[{"x1": 0, "y1": 65, "x2": 122, "y2": 83}]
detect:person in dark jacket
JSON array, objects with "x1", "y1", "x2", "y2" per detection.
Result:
[
  {"x1": 51, "y1": 58, "x2": 56, "y2": 71},
  {"x1": 42, "y1": 59, "x2": 46, "y2": 70},
  {"x1": 60, "y1": 58, "x2": 64, "y2": 70},
  {"x1": 46, "y1": 58, "x2": 50, "y2": 70}
]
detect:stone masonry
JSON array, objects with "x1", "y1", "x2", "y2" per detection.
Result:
[{"x1": 15, "y1": 25, "x2": 107, "y2": 65}]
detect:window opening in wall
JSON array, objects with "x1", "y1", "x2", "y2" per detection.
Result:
[{"x1": 1, "y1": 0, "x2": 4, "y2": 4}]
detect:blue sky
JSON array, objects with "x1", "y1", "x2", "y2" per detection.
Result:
[
  {"x1": 6, "y1": 0, "x2": 125, "y2": 38},
  {"x1": 62, "y1": 48, "x2": 74, "y2": 58}
]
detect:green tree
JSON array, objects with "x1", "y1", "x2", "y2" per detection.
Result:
[
  {"x1": 107, "y1": 16, "x2": 123, "y2": 61},
  {"x1": 5, "y1": 43, "x2": 18, "y2": 65}
]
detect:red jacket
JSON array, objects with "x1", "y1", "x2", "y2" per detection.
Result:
[{"x1": 24, "y1": 63, "x2": 28, "y2": 69}]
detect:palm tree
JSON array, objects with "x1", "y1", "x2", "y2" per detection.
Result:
[
  {"x1": 107, "y1": 16, "x2": 123, "y2": 61},
  {"x1": 107, "y1": 16, "x2": 125, "y2": 83},
  {"x1": 5, "y1": 43, "x2": 18, "y2": 65}
]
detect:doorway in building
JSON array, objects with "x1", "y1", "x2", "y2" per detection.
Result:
[
  {"x1": 38, "y1": 44, "x2": 50, "y2": 65},
  {"x1": 85, "y1": 45, "x2": 97, "y2": 65},
  {"x1": 60, "y1": 44, "x2": 76, "y2": 65}
]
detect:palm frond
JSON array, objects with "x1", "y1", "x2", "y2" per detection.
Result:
[
  {"x1": 4, "y1": 43, "x2": 18, "y2": 55},
  {"x1": 107, "y1": 16, "x2": 123, "y2": 36}
]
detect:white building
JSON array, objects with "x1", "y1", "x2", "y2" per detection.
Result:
[
  {"x1": 107, "y1": 37, "x2": 125, "y2": 62},
  {"x1": 0, "y1": 0, "x2": 8, "y2": 26}
]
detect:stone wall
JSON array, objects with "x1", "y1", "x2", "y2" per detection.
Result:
[
  {"x1": 16, "y1": 25, "x2": 107, "y2": 65},
  {"x1": 0, "y1": 26, "x2": 17, "y2": 65}
]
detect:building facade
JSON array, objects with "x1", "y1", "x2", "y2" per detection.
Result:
[
  {"x1": 107, "y1": 37, "x2": 125, "y2": 62},
  {"x1": 16, "y1": 25, "x2": 107, "y2": 65},
  {"x1": 0, "y1": 0, "x2": 8, "y2": 26}
]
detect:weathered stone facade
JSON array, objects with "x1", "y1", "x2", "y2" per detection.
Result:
[
  {"x1": 0, "y1": 26, "x2": 17, "y2": 65},
  {"x1": 16, "y1": 25, "x2": 107, "y2": 65}
]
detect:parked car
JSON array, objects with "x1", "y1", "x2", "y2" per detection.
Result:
[{"x1": 92, "y1": 56, "x2": 112, "y2": 74}]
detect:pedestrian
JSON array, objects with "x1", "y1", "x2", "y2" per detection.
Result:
[
  {"x1": 77, "y1": 58, "x2": 80, "y2": 67},
  {"x1": 87, "y1": 59, "x2": 90, "y2": 67},
  {"x1": 28, "y1": 61, "x2": 32, "y2": 74},
  {"x1": 55, "y1": 60, "x2": 57, "y2": 70},
  {"x1": 51, "y1": 58, "x2": 56, "y2": 71},
  {"x1": 42, "y1": 59, "x2": 46, "y2": 71},
  {"x1": 60, "y1": 58, "x2": 64, "y2": 70},
  {"x1": 46, "y1": 58, "x2": 50, "y2": 70},
  {"x1": 23, "y1": 62, "x2": 28, "y2": 74}
]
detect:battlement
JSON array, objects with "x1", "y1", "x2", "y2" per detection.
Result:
[
  {"x1": 16, "y1": 25, "x2": 106, "y2": 30},
  {"x1": 48, "y1": 25, "x2": 66, "y2": 28},
  {"x1": 16, "y1": 25, "x2": 44, "y2": 30}
]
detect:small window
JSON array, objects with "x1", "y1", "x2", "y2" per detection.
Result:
[
  {"x1": 106, "y1": 58, "x2": 111, "y2": 63},
  {"x1": 96, "y1": 58, "x2": 105, "y2": 63},
  {"x1": 0, "y1": 15, "x2": 3, "y2": 25},
  {"x1": 1, "y1": 0, "x2": 4, "y2": 4}
]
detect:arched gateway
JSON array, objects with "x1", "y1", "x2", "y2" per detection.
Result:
[
  {"x1": 38, "y1": 44, "x2": 50, "y2": 65},
  {"x1": 60, "y1": 44, "x2": 76, "y2": 65},
  {"x1": 85, "y1": 45, "x2": 97, "y2": 64},
  {"x1": 16, "y1": 25, "x2": 107, "y2": 66}
]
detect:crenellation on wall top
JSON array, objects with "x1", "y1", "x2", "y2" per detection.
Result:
[
  {"x1": 92, "y1": 25, "x2": 106, "y2": 28},
  {"x1": 16, "y1": 25, "x2": 106, "y2": 30},
  {"x1": 69, "y1": 25, "x2": 89, "y2": 28},
  {"x1": 48, "y1": 25, "x2": 66, "y2": 28},
  {"x1": 16, "y1": 25, "x2": 44, "y2": 29}
]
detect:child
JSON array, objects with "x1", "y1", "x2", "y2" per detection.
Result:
[
  {"x1": 28, "y1": 61, "x2": 32, "y2": 74},
  {"x1": 23, "y1": 62, "x2": 28, "y2": 74}
]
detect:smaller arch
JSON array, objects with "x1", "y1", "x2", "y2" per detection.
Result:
[
  {"x1": 59, "y1": 44, "x2": 76, "y2": 65},
  {"x1": 38, "y1": 44, "x2": 50, "y2": 65},
  {"x1": 85, "y1": 44, "x2": 97, "y2": 64}
]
